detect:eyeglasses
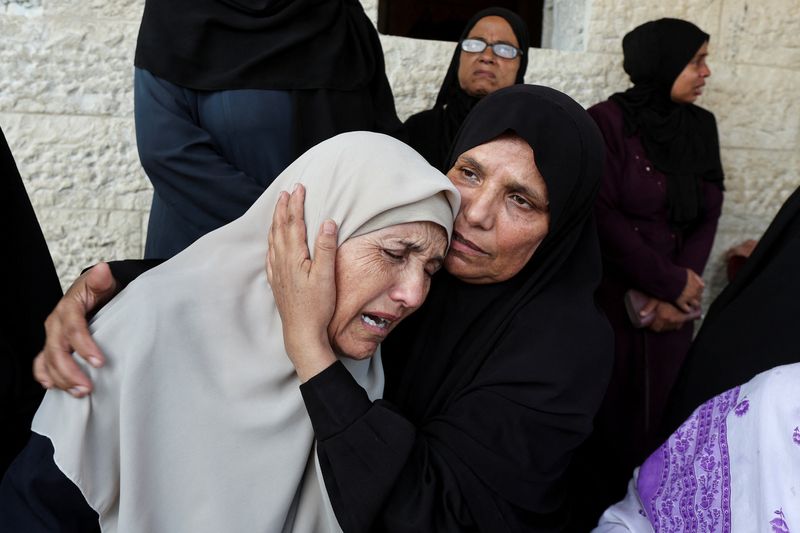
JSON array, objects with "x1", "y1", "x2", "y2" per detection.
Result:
[{"x1": 460, "y1": 38, "x2": 523, "y2": 60}]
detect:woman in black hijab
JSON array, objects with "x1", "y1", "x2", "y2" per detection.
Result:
[
  {"x1": 31, "y1": 85, "x2": 613, "y2": 532},
  {"x1": 397, "y1": 7, "x2": 529, "y2": 171},
  {"x1": 575, "y1": 18, "x2": 725, "y2": 526},
  {"x1": 662, "y1": 185, "x2": 800, "y2": 435},
  {"x1": 272, "y1": 84, "x2": 613, "y2": 531},
  {"x1": 0, "y1": 126, "x2": 62, "y2": 477}
]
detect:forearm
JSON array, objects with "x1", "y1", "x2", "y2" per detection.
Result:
[{"x1": 301, "y1": 362, "x2": 417, "y2": 532}]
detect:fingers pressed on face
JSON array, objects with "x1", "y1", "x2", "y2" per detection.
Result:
[{"x1": 287, "y1": 185, "x2": 308, "y2": 251}]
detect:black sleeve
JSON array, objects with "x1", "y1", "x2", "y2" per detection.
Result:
[
  {"x1": 301, "y1": 310, "x2": 610, "y2": 533},
  {"x1": 300, "y1": 363, "x2": 418, "y2": 532},
  {"x1": 106, "y1": 259, "x2": 165, "y2": 289},
  {"x1": 0, "y1": 433, "x2": 100, "y2": 533}
]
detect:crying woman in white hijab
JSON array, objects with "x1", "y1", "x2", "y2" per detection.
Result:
[{"x1": 0, "y1": 132, "x2": 459, "y2": 533}]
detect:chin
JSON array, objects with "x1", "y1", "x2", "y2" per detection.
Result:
[{"x1": 331, "y1": 339, "x2": 378, "y2": 361}]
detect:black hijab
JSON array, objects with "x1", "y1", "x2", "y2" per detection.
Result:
[
  {"x1": 663, "y1": 186, "x2": 800, "y2": 435},
  {"x1": 610, "y1": 18, "x2": 724, "y2": 229},
  {"x1": 383, "y1": 85, "x2": 613, "y2": 528},
  {"x1": 1, "y1": 126, "x2": 63, "y2": 475},
  {"x1": 134, "y1": 0, "x2": 400, "y2": 156},
  {"x1": 399, "y1": 7, "x2": 529, "y2": 171}
]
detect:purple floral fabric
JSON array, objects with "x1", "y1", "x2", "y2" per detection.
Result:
[{"x1": 636, "y1": 387, "x2": 741, "y2": 532}]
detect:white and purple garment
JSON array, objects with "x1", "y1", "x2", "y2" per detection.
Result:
[{"x1": 595, "y1": 363, "x2": 800, "y2": 532}]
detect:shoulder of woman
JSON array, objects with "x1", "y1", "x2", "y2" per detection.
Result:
[{"x1": 587, "y1": 100, "x2": 625, "y2": 137}]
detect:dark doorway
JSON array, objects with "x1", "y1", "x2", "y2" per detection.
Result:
[{"x1": 377, "y1": 0, "x2": 543, "y2": 47}]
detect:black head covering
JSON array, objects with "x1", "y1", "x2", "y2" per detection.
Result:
[
  {"x1": 663, "y1": 185, "x2": 800, "y2": 435},
  {"x1": 610, "y1": 18, "x2": 724, "y2": 229},
  {"x1": 1, "y1": 126, "x2": 63, "y2": 474},
  {"x1": 383, "y1": 85, "x2": 613, "y2": 527},
  {"x1": 398, "y1": 7, "x2": 529, "y2": 171}
]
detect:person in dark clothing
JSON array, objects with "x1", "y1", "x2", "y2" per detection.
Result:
[
  {"x1": 27, "y1": 86, "x2": 612, "y2": 532},
  {"x1": 397, "y1": 7, "x2": 529, "y2": 171},
  {"x1": 0, "y1": 126, "x2": 63, "y2": 477},
  {"x1": 570, "y1": 18, "x2": 725, "y2": 528},
  {"x1": 135, "y1": 0, "x2": 401, "y2": 258},
  {"x1": 662, "y1": 185, "x2": 800, "y2": 436},
  {"x1": 271, "y1": 85, "x2": 613, "y2": 531}
]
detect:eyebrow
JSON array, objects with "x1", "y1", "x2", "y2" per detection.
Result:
[{"x1": 459, "y1": 155, "x2": 486, "y2": 175}]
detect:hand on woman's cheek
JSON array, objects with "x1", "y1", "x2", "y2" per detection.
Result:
[{"x1": 267, "y1": 185, "x2": 338, "y2": 382}]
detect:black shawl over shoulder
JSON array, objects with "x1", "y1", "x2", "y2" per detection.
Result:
[
  {"x1": 398, "y1": 7, "x2": 529, "y2": 171},
  {"x1": 663, "y1": 186, "x2": 800, "y2": 435},
  {"x1": 0, "y1": 126, "x2": 62, "y2": 475},
  {"x1": 610, "y1": 18, "x2": 724, "y2": 229},
  {"x1": 134, "y1": 0, "x2": 400, "y2": 156},
  {"x1": 303, "y1": 85, "x2": 613, "y2": 532}
]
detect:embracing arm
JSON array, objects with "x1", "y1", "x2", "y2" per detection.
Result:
[{"x1": 33, "y1": 259, "x2": 163, "y2": 395}]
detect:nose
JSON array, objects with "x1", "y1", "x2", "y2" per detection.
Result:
[
  {"x1": 389, "y1": 268, "x2": 428, "y2": 310},
  {"x1": 701, "y1": 63, "x2": 711, "y2": 78},
  {"x1": 478, "y1": 45, "x2": 495, "y2": 62},
  {"x1": 459, "y1": 187, "x2": 495, "y2": 230}
]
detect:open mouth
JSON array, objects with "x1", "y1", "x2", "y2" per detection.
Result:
[{"x1": 361, "y1": 313, "x2": 392, "y2": 330}]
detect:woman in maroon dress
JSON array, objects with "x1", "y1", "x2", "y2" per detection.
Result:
[{"x1": 572, "y1": 18, "x2": 725, "y2": 526}]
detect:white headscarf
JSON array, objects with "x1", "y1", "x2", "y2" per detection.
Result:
[{"x1": 31, "y1": 132, "x2": 459, "y2": 533}]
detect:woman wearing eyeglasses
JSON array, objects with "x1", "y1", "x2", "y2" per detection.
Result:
[{"x1": 397, "y1": 8, "x2": 529, "y2": 171}]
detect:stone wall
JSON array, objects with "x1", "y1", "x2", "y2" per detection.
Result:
[{"x1": 3, "y1": 0, "x2": 799, "y2": 306}]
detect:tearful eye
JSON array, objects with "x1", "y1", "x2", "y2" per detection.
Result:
[
  {"x1": 510, "y1": 194, "x2": 532, "y2": 208},
  {"x1": 382, "y1": 249, "x2": 404, "y2": 261}
]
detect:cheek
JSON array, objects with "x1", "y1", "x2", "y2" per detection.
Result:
[
  {"x1": 501, "y1": 63, "x2": 519, "y2": 84},
  {"x1": 496, "y1": 217, "x2": 548, "y2": 269}
]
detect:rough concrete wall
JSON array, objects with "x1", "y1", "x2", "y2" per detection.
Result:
[
  {"x1": 1, "y1": 0, "x2": 146, "y2": 286},
  {"x1": 2, "y1": 0, "x2": 799, "y2": 305}
]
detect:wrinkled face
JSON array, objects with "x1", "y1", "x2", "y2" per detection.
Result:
[
  {"x1": 670, "y1": 41, "x2": 711, "y2": 104},
  {"x1": 328, "y1": 221, "x2": 448, "y2": 359},
  {"x1": 445, "y1": 134, "x2": 550, "y2": 284},
  {"x1": 457, "y1": 16, "x2": 521, "y2": 98}
]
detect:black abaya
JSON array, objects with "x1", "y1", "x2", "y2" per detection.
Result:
[
  {"x1": 302, "y1": 85, "x2": 613, "y2": 532},
  {"x1": 0, "y1": 126, "x2": 63, "y2": 476},
  {"x1": 662, "y1": 186, "x2": 800, "y2": 435}
]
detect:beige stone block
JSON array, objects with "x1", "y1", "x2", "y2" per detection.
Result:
[
  {"x1": 585, "y1": 0, "x2": 722, "y2": 54},
  {"x1": 0, "y1": 112, "x2": 151, "y2": 212},
  {"x1": 717, "y1": 0, "x2": 800, "y2": 69},
  {"x1": 382, "y1": 35, "x2": 453, "y2": 120},
  {"x1": 702, "y1": 63, "x2": 800, "y2": 151},
  {"x1": 36, "y1": 208, "x2": 145, "y2": 290},
  {"x1": 0, "y1": 17, "x2": 138, "y2": 116},
  {"x1": 46, "y1": 0, "x2": 144, "y2": 22},
  {"x1": 522, "y1": 48, "x2": 628, "y2": 108},
  {"x1": 719, "y1": 147, "x2": 800, "y2": 217}
]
